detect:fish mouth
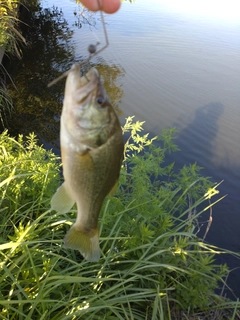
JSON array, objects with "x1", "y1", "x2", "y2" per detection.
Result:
[
  {"x1": 82, "y1": 68, "x2": 99, "y2": 86},
  {"x1": 70, "y1": 66, "x2": 102, "y2": 107},
  {"x1": 70, "y1": 64, "x2": 100, "y2": 89}
]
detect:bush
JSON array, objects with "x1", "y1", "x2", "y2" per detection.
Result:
[{"x1": 0, "y1": 119, "x2": 239, "y2": 319}]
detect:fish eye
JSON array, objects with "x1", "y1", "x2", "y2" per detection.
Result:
[{"x1": 97, "y1": 96, "x2": 105, "y2": 106}]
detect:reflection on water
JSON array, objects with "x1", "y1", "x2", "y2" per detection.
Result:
[
  {"x1": 4, "y1": 5, "x2": 74, "y2": 147},
  {"x1": 96, "y1": 63, "x2": 125, "y2": 116}
]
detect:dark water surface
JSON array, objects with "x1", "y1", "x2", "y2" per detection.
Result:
[{"x1": 4, "y1": 0, "x2": 240, "y2": 297}]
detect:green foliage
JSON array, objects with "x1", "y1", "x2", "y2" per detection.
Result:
[
  {"x1": 0, "y1": 83, "x2": 13, "y2": 128},
  {"x1": 0, "y1": 0, "x2": 26, "y2": 57},
  {"x1": 0, "y1": 131, "x2": 60, "y2": 242},
  {"x1": 0, "y1": 0, "x2": 40, "y2": 57},
  {"x1": 0, "y1": 121, "x2": 239, "y2": 319},
  {"x1": 122, "y1": 116, "x2": 158, "y2": 160}
]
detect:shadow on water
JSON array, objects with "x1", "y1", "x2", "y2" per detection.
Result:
[
  {"x1": 1, "y1": 3, "x2": 125, "y2": 152},
  {"x1": 173, "y1": 102, "x2": 224, "y2": 167},
  {"x1": 166, "y1": 102, "x2": 240, "y2": 299}
]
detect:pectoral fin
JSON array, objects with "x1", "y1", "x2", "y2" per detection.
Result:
[{"x1": 51, "y1": 182, "x2": 75, "y2": 214}]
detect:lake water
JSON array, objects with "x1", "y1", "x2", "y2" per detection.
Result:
[{"x1": 4, "y1": 0, "x2": 240, "y2": 298}]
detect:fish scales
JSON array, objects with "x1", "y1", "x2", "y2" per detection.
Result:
[{"x1": 51, "y1": 64, "x2": 124, "y2": 262}]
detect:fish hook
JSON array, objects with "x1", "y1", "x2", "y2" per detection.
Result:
[{"x1": 47, "y1": 0, "x2": 109, "y2": 88}]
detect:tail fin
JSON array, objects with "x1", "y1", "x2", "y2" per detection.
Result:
[{"x1": 64, "y1": 224, "x2": 100, "y2": 262}]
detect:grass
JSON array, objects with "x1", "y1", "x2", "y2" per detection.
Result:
[
  {"x1": 0, "y1": 82, "x2": 13, "y2": 128},
  {"x1": 0, "y1": 119, "x2": 240, "y2": 319},
  {"x1": 0, "y1": 0, "x2": 27, "y2": 128},
  {"x1": 0, "y1": 0, "x2": 27, "y2": 58}
]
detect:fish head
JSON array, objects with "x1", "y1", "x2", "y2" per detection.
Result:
[{"x1": 62, "y1": 65, "x2": 115, "y2": 148}]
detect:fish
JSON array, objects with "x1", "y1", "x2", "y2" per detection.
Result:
[{"x1": 51, "y1": 64, "x2": 124, "y2": 262}]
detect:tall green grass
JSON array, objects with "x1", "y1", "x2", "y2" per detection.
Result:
[
  {"x1": 0, "y1": 82, "x2": 13, "y2": 128},
  {"x1": 0, "y1": 119, "x2": 239, "y2": 319},
  {"x1": 0, "y1": 0, "x2": 27, "y2": 58},
  {"x1": 0, "y1": 1, "x2": 23, "y2": 128}
]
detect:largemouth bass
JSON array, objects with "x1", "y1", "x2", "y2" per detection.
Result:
[{"x1": 51, "y1": 64, "x2": 124, "y2": 262}]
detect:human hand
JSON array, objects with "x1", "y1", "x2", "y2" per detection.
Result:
[{"x1": 80, "y1": 0, "x2": 121, "y2": 14}]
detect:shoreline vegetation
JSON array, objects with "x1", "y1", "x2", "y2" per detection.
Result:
[
  {"x1": 0, "y1": 1, "x2": 240, "y2": 319},
  {"x1": 0, "y1": 120, "x2": 240, "y2": 319},
  {"x1": 0, "y1": 0, "x2": 27, "y2": 61},
  {"x1": 0, "y1": 0, "x2": 26, "y2": 129}
]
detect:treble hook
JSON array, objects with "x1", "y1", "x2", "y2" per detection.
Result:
[{"x1": 47, "y1": 0, "x2": 109, "y2": 88}]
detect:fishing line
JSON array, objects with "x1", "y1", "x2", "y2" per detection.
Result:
[{"x1": 47, "y1": 0, "x2": 108, "y2": 88}]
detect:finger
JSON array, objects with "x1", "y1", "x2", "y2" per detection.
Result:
[
  {"x1": 80, "y1": 0, "x2": 121, "y2": 13},
  {"x1": 102, "y1": 0, "x2": 121, "y2": 13}
]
